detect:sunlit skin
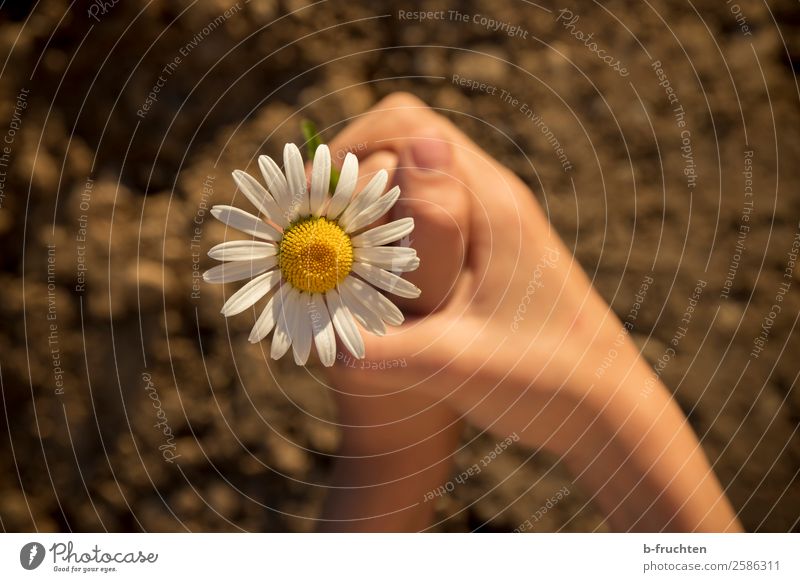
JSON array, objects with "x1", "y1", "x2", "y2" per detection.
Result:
[{"x1": 315, "y1": 92, "x2": 742, "y2": 533}]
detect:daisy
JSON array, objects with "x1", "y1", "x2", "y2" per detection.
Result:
[{"x1": 203, "y1": 143, "x2": 420, "y2": 367}]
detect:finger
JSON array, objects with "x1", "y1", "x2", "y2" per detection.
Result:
[
  {"x1": 327, "y1": 92, "x2": 531, "y2": 221},
  {"x1": 326, "y1": 93, "x2": 526, "y2": 263},
  {"x1": 390, "y1": 129, "x2": 469, "y2": 314},
  {"x1": 327, "y1": 92, "x2": 465, "y2": 163},
  {"x1": 329, "y1": 313, "x2": 441, "y2": 391},
  {"x1": 328, "y1": 271, "x2": 476, "y2": 389}
]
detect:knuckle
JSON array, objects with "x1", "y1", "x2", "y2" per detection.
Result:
[
  {"x1": 379, "y1": 91, "x2": 428, "y2": 109},
  {"x1": 375, "y1": 92, "x2": 438, "y2": 129}
]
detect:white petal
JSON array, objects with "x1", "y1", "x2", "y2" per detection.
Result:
[
  {"x1": 344, "y1": 186, "x2": 401, "y2": 233},
  {"x1": 284, "y1": 143, "x2": 309, "y2": 218},
  {"x1": 232, "y1": 170, "x2": 288, "y2": 228},
  {"x1": 310, "y1": 144, "x2": 331, "y2": 216},
  {"x1": 326, "y1": 153, "x2": 358, "y2": 219},
  {"x1": 291, "y1": 293, "x2": 313, "y2": 365},
  {"x1": 208, "y1": 240, "x2": 278, "y2": 261},
  {"x1": 338, "y1": 281, "x2": 386, "y2": 336},
  {"x1": 202, "y1": 257, "x2": 277, "y2": 284},
  {"x1": 259, "y1": 155, "x2": 291, "y2": 215},
  {"x1": 249, "y1": 284, "x2": 287, "y2": 343},
  {"x1": 310, "y1": 293, "x2": 336, "y2": 367},
  {"x1": 354, "y1": 246, "x2": 419, "y2": 272},
  {"x1": 351, "y1": 218, "x2": 414, "y2": 248},
  {"x1": 401, "y1": 256, "x2": 420, "y2": 272},
  {"x1": 352, "y1": 262, "x2": 421, "y2": 299},
  {"x1": 221, "y1": 270, "x2": 281, "y2": 316},
  {"x1": 342, "y1": 276, "x2": 404, "y2": 326},
  {"x1": 210, "y1": 205, "x2": 282, "y2": 241},
  {"x1": 354, "y1": 247, "x2": 415, "y2": 262},
  {"x1": 325, "y1": 289, "x2": 365, "y2": 359},
  {"x1": 271, "y1": 287, "x2": 298, "y2": 360},
  {"x1": 337, "y1": 169, "x2": 388, "y2": 230}
]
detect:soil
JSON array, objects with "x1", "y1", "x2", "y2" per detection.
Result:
[{"x1": 0, "y1": 0, "x2": 798, "y2": 532}]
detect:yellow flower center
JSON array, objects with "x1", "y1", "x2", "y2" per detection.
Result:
[{"x1": 279, "y1": 216, "x2": 353, "y2": 293}]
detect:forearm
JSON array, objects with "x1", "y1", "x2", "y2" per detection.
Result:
[
  {"x1": 319, "y1": 443, "x2": 455, "y2": 532},
  {"x1": 553, "y1": 356, "x2": 742, "y2": 532},
  {"x1": 444, "y1": 319, "x2": 741, "y2": 532},
  {"x1": 318, "y1": 391, "x2": 462, "y2": 532}
]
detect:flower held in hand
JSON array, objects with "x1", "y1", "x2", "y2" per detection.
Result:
[{"x1": 204, "y1": 143, "x2": 420, "y2": 366}]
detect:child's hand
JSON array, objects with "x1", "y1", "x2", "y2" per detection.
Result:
[
  {"x1": 325, "y1": 92, "x2": 624, "y2": 450},
  {"x1": 318, "y1": 92, "x2": 616, "y2": 530},
  {"x1": 320, "y1": 93, "x2": 739, "y2": 533}
]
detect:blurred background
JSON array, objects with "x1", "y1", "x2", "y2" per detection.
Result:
[{"x1": 0, "y1": 0, "x2": 798, "y2": 532}]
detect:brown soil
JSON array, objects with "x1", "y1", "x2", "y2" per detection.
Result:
[{"x1": 0, "y1": 0, "x2": 798, "y2": 532}]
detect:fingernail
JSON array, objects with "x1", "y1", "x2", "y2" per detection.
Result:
[{"x1": 410, "y1": 138, "x2": 451, "y2": 171}]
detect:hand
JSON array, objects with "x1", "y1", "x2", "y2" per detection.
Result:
[
  {"x1": 325, "y1": 92, "x2": 620, "y2": 449},
  {"x1": 319, "y1": 93, "x2": 740, "y2": 532}
]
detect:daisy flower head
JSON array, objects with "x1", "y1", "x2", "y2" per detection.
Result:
[{"x1": 203, "y1": 143, "x2": 420, "y2": 367}]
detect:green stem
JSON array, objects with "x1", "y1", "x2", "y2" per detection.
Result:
[{"x1": 301, "y1": 119, "x2": 340, "y2": 193}]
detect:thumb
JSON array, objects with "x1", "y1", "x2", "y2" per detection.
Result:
[
  {"x1": 330, "y1": 313, "x2": 447, "y2": 391},
  {"x1": 391, "y1": 129, "x2": 470, "y2": 314}
]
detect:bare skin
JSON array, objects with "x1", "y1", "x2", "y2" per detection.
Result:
[{"x1": 316, "y1": 92, "x2": 742, "y2": 533}]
